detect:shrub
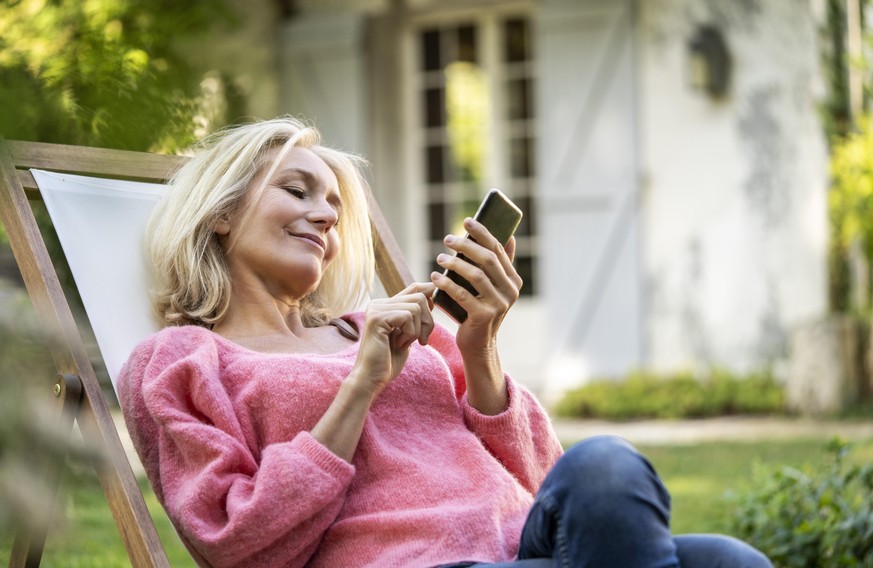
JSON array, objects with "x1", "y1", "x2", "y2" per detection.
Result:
[
  {"x1": 728, "y1": 439, "x2": 873, "y2": 567},
  {"x1": 829, "y1": 117, "x2": 873, "y2": 312},
  {"x1": 552, "y1": 368, "x2": 785, "y2": 420}
]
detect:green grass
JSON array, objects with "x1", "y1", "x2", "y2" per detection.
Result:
[
  {"x1": 0, "y1": 466, "x2": 196, "y2": 568},
  {"x1": 640, "y1": 438, "x2": 873, "y2": 536},
  {"x1": 2, "y1": 438, "x2": 872, "y2": 566}
]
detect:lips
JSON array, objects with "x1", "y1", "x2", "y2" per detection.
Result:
[{"x1": 289, "y1": 232, "x2": 326, "y2": 250}]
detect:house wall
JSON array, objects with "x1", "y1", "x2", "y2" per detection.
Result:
[
  {"x1": 638, "y1": 0, "x2": 829, "y2": 377},
  {"x1": 270, "y1": 0, "x2": 830, "y2": 397}
]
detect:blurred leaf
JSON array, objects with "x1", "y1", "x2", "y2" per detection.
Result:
[
  {"x1": 0, "y1": 0, "x2": 236, "y2": 152},
  {"x1": 0, "y1": 0, "x2": 241, "y2": 304}
]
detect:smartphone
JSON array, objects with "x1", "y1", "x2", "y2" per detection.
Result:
[{"x1": 432, "y1": 189, "x2": 523, "y2": 323}]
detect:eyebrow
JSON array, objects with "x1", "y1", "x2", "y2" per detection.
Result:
[{"x1": 273, "y1": 167, "x2": 317, "y2": 183}]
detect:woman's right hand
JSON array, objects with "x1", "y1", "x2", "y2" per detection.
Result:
[
  {"x1": 349, "y1": 282, "x2": 436, "y2": 397},
  {"x1": 314, "y1": 282, "x2": 435, "y2": 462}
]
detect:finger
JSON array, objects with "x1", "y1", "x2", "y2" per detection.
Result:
[
  {"x1": 434, "y1": 247, "x2": 521, "y2": 316},
  {"x1": 446, "y1": 221, "x2": 508, "y2": 271},
  {"x1": 435, "y1": 254, "x2": 500, "y2": 308},
  {"x1": 431, "y1": 268, "x2": 480, "y2": 317},
  {"x1": 414, "y1": 292, "x2": 435, "y2": 344},
  {"x1": 439, "y1": 240, "x2": 514, "y2": 297},
  {"x1": 446, "y1": 222, "x2": 521, "y2": 291},
  {"x1": 462, "y1": 217, "x2": 500, "y2": 248},
  {"x1": 382, "y1": 304, "x2": 423, "y2": 350},
  {"x1": 504, "y1": 235, "x2": 516, "y2": 264},
  {"x1": 397, "y1": 281, "x2": 437, "y2": 299},
  {"x1": 464, "y1": 218, "x2": 519, "y2": 279}
]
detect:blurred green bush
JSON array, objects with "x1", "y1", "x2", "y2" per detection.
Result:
[
  {"x1": 829, "y1": 117, "x2": 873, "y2": 313},
  {"x1": 552, "y1": 369, "x2": 785, "y2": 420},
  {"x1": 729, "y1": 439, "x2": 873, "y2": 567},
  {"x1": 0, "y1": 0, "x2": 235, "y2": 152}
]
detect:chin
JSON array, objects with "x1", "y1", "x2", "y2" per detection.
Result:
[{"x1": 291, "y1": 266, "x2": 324, "y2": 292}]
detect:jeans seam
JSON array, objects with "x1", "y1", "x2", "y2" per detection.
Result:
[{"x1": 538, "y1": 494, "x2": 572, "y2": 568}]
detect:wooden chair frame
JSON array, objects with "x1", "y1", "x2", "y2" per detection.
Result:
[{"x1": 0, "y1": 139, "x2": 413, "y2": 567}]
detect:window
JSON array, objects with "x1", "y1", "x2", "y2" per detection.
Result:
[{"x1": 414, "y1": 13, "x2": 537, "y2": 295}]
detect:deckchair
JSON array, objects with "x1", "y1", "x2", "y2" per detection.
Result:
[{"x1": 0, "y1": 139, "x2": 414, "y2": 567}]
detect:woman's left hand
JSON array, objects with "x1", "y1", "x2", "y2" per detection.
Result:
[
  {"x1": 432, "y1": 217, "x2": 522, "y2": 352},
  {"x1": 431, "y1": 217, "x2": 522, "y2": 414}
]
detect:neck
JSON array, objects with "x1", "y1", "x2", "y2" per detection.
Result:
[{"x1": 213, "y1": 292, "x2": 307, "y2": 340}]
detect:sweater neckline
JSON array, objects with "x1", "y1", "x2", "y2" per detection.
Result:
[{"x1": 207, "y1": 314, "x2": 362, "y2": 359}]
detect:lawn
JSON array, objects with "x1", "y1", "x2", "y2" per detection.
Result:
[
  {"x1": 645, "y1": 438, "x2": 873, "y2": 535},
  {"x1": 2, "y1": 437, "x2": 872, "y2": 566}
]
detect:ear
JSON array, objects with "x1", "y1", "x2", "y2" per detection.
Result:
[{"x1": 214, "y1": 217, "x2": 231, "y2": 236}]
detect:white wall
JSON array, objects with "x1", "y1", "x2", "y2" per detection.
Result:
[
  {"x1": 275, "y1": 0, "x2": 830, "y2": 397},
  {"x1": 639, "y1": 0, "x2": 828, "y2": 377}
]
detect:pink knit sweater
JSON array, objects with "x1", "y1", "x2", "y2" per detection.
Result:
[{"x1": 118, "y1": 313, "x2": 563, "y2": 568}]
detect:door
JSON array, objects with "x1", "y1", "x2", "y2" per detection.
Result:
[{"x1": 536, "y1": 0, "x2": 642, "y2": 394}]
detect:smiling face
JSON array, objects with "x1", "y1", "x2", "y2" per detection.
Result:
[{"x1": 217, "y1": 145, "x2": 343, "y2": 305}]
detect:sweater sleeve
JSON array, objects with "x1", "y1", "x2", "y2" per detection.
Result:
[
  {"x1": 118, "y1": 328, "x2": 355, "y2": 568},
  {"x1": 426, "y1": 324, "x2": 564, "y2": 494}
]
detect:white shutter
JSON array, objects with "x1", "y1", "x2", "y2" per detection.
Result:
[{"x1": 536, "y1": 0, "x2": 642, "y2": 392}]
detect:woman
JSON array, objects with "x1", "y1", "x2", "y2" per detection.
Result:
[{"x1": 119, "y1": 117, "x2": 771, "y2": 567}]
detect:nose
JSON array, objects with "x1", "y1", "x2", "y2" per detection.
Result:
[{"x1": 309, "y1": 196, "x2": 339, "y2": 229}]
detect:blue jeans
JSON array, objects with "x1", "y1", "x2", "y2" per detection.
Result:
[{"x1": 444, "y1": 436, "x2": 772, "y2": 568}]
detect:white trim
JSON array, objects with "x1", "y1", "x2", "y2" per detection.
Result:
[{"x1": 403, "y1": 6, "x2": 539, "y2": 291}]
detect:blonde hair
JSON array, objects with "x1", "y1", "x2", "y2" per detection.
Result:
[{"x1": 147, "y1": 116, "x2": 375, "y2": 327}]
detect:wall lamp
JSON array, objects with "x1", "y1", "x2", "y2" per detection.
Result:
[{"x1": 687, "y1": 25, "x2": 731, "y2": 98}]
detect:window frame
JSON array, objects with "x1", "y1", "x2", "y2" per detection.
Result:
[{"x1": 401, "y1": 2, "x2": 539, "y2": 297}]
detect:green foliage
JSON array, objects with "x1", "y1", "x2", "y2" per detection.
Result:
[
  {"x1": 818, "y1": 0, "x2": 873, "y2": 312},
  {"x1": 0, "y1": 0, "x2": 236, "y2": 152},
  {"x1": 0, "y1": 0, "x2": 239, "y2": 303},
  {"x1": 829, "y1": 117, "x2": 873, "y2": 312},
  {"x1": 818, "y1": 0, "x2": 851, "y2": 142},
  {"x1": 729, "y1": 438, "x2": 873, "y2": 567},
  {"x1": 552, "y1": 368, "x2": 785, "y2": 420}
]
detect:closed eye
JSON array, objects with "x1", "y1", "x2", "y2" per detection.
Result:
[{"x1": 281, "y1": 185, "x2": 306, "y2": 198}]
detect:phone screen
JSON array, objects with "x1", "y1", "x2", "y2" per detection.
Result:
[{"x1": 432, "y1": 189, "x2": 523, "y2": 323}]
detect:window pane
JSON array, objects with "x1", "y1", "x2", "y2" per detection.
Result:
[
  {"x1": 514, "y1": 195, "x2": 535, "y2": 237},
  {"x1": 506, "y1": 78, "x2": 531, "y2": 120},
  {"x1": 504, "y1": 18, "x2": 529, "y2": 63},
  {"x1": 428, "y1": 202, "x2": 447, "y2": 240},
  {"x1": 422, "y1": 29, "x2": 441, "y2": 71},
  {"x1": 445, "y1": 61, "x2": 488, "y2": 184},
  {"x1": 509, "y1": 136, "x2": 534, "y2": 178},
  {"x1": 426, "y1": 145, "x2": 445, "y2": 183},
  {"x1": 424, "y1": 87, "x2": 444, "y2": 128},
  {"x1": 429, "y1": 242, "x2": 445, "y2": 275},
  {"x1": 515, "y1": 256, "x2": 535, "y2": 296},
  {"x1": 457, "y1": 25, "x2": 477, "y2": 63}
]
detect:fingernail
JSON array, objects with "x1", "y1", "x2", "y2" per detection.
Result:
[{"x1": 437, "y1": 254, "x2": 449, "y2": 263}]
